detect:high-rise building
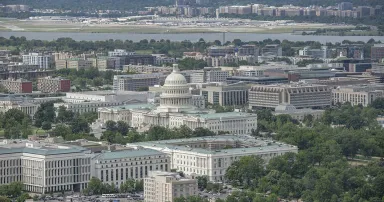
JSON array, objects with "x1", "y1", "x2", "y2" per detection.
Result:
[
  {"x1": 0, "y1": 78, "x2": 32, "y2": 93},
  {"x1": 356, "y1": 6, "x2": 372, "y2": 17},
  {"x1": 371, "y1": 44, "x2": 384, "y2": 62},
  {"x1": 261, "y1": 44, "x2": 283, "y2": 56},
  {"x1": 37, "y1": 76, "x2": 71, "y2": 93},
  {"x1": 22, "y1": 53, "x2": 53, "y2": 69},
  {"x1": 144, "y1": 171, "x2": 198, "y2": 202},
  {"x1": 339, "y1": 2, "x2": 353, "y2": 10}
]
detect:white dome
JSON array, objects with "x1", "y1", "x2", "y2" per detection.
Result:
[{"x1": 164, "y1": 64, "x2": 187, "y2": 85}]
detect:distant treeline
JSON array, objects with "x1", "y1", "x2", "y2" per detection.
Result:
[{"x1": 2, "y1": 0, "x2": 383, "y2": 11}]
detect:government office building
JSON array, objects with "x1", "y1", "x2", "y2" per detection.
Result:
[
  {"x1": 249, "y1": 83, "x2": 331, "y2": 109},
  {"x1": 128, "y1": 135, "x2": 298, "y2": 182},
  {"x1": 0, "y1": 140, "x2": 91, "y2": 194},
  {"x1": 91, "y1": 149, "x2": 170, "y2": 188},
  {"x1": 99, "y1": 64, "x2": 257, "y2": 135}
]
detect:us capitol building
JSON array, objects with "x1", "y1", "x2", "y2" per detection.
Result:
[{"x1": 98, "y1": 64, "x2": 257, "y2": 135}]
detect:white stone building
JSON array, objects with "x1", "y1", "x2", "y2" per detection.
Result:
[
  {"x1": 98, "y1": 64, "x2": 257, "y2": 135},
  {"x1": 54, "y1": 101, "x2": 140, "y2": 114},
  {"x1": 0, "y1": 140, "x2": 91, "y2": 193},
  {"x1": 91, "y1": 149, "x2": 170, "y2": 188},
  {"x1": 64, "y1": 91, "x2": 149, "y2": 103},
  {"x1": 332, "y1": 84, "x2": 384, "y2": 106},
  {"x1": 273, "y1": 103, "x2": 324, "y2": 121},
  {"x1": 144, "y1": 171, "x2": 198, "y2": 202},
  {"x1": 128, "y1": 136, "x2": 298, "y2": 182}
]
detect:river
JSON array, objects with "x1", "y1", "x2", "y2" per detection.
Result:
[{"x1": 1, "y1": 31, "x2": 384, "y2": 43}]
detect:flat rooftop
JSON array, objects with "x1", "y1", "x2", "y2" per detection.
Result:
[
  {"x1": 100, "y1": 103, "x2": 155, "y2": 111},
  {"x1": 251, "y1": 83, "x2": 328, "y2": 88},
  {"x1": 95, "y1": 149, "x2": 165, "y2": 160},
  {"x1": 66, "y1": 90, "x2": 148, "y2": 96},
  {"x1": 193, "y1": 112, "x2": 256, "y2": 119},
  {"x1": 129, "y1": 135, "x2": 297, "y2": 155},
  {"x1": 0, "y1": 140, "x2": 88, "y2": 156}
]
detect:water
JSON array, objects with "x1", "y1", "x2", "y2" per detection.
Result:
[{"x1": 1, "y1": 31, "x2": 384, "y2": 43}]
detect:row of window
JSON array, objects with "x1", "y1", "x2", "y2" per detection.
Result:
[{"x1": 100, "y1": 164, "x2": 168, "y2": 182}]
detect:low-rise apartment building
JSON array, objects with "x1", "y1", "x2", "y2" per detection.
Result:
[
  {"x1": 0, "y1": 78, "x2": 32, "y2": 93},
  {"x1": 144, "y1": 171, "x2": 198, "y2": 202},
  {"x1": 37, "y1": 76, "x2": 71, "y2": 93},
  {"x1": 56, "y1": 58, "x2": 93, "y2": 70},
  {"x1": 371, "y1": 44, "x2": 384, "y2": 62},
  {"x1": 249, "y1": 83, "x2": 331, "y2": 109}
]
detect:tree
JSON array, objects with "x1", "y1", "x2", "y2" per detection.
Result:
[
  {"x1": 4, "y1": 109, "x2": 25, "y2": 125},
  {"x1": 196, "y1": 176, "x2": 208, "y2": 190},
  {"x1": 120, "y1": 179, "x2": 135, "y2": 193},
  {"x1": 117, "y1": 121, "x2": 129, "y2": 136},
  {"x1": 16, "y1": 193, "x2": 30, "y2": 202},
  {"x1": 70, "y1": 117, "x2": 90, "y2": 134},
  {"x1": 56, "y1": 106, "x2": 74, "y2": 123},
  {"x1": 303, "y1": 114, "x2": 314, "y2": 126},
  {"x1": 84, "y1": 177, "x2": 103, "y2": 195},
  {"x1": 42, "y1": 121, "x2": 52, "y2": 131},
  {"x1": 174, "y1": 196, "x2": 209, "y2": 202},
  {"x1": 134, "y1": 180, "x2": 143, "y2": 192},
  {"x1": 34, "y1": 101, "x2": 57, "y2": 128},
  {"x1": 192, "y1": 127, "x2": 215, "y2": 137},
  {"x1": 4, "y1": 118, "x2": 21, "y2": 139},
  {"x1": 178, "y1": 58, "x2": 207, "y2": 70},
  {"x1": 225, "y1": 155, "x2": 265, "y2": 187},
  {"x1": 0, "y1": 196, "x2": 10, "y2": 202},
  {"x1": 51, "y1": 124, "x2": 72, "y2": 138},
  {"x1": 105, "y1": 120, "x2": 117, "y2": 132},
  {"x1": 80, "y1": 112, "x2": 98, "y2": 124},
  {"x1": 21, "y1": 117, "x2": 33, "y2": 139}
]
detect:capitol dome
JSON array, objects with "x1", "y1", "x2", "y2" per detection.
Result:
[
  {"x1": 164, "y1": 64, "x2": 187, "y2": 85},
  {"x1": 156, "y1": 64, "x2": 195, "y2": 113}
]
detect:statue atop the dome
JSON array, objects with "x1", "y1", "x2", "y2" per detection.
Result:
[{"x1": 173, "y1": 64, "x2": 180, "y2": 73}]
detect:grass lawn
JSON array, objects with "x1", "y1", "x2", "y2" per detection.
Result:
[{"x1": 0, "y1": 127, "x2": 50, "y2": 138}]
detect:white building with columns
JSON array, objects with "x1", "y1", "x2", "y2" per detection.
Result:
[
  {"x1": 0, "y1": 140, "x2": 91, "y2": 194},
  {"x1": 91, "y1": 149, "x2": 170, "y2": 188},
  {"x1": 97, "y1": 64, "x2": 257, "y2": 135},
  {"x1": 128, "y1": 135, "x2": 298, "y2": 182}
]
